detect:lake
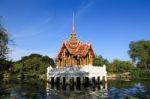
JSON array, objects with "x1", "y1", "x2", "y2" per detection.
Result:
[{"x1": 0, "y1": 79, "x2": 150, "y2": 99}]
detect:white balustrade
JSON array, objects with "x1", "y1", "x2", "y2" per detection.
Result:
[{"x1": 47, "y1": 64, "x2": 107, "y2": 84}]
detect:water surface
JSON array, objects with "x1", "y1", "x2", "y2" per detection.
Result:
[{"x1": 0, "y1": 79, "x2": 150, "y2": 99}]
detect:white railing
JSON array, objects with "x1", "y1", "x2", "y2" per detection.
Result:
[{"x1": 47, "y1": 64, "x2": 107, "y2": 82}]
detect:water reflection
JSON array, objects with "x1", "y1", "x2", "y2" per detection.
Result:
[
  {"x1": 108, "y1": 82, "x2": 148, "y2": 99},
  {"x1": 0, "y1": 79, "x2": 150, "y2": 99},
  {"x1": 46, "y1": 83, "x2": 108, "y2": 99}
]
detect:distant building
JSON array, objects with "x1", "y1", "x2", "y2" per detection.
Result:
[{"x1": 56, "y1": 17, "x2": 95, "y2": 67}]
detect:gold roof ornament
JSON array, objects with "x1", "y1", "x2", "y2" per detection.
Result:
[{"x1": 70, "y1": 13, "x2": 77, "y2": 41}]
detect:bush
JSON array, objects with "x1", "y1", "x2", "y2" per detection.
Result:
[
  {"x1": 130, "y1": 68, "x2": 150, "y2": 78},
  {"x1": 13, "y1": 53, "x2": 55, "y2": 79},
  {"x1": 107, "y1": 59, "x2": 134, "y2": 73}
]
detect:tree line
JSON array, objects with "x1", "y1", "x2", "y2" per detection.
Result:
[{"x1": 92, "y1": 40, "x2": 150, "y2": 78}]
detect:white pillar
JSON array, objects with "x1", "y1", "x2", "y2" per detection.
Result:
[
  {"x1": 97, "y1": 76, "x2": 100, "y2": 84},
  {"x1": 105, "y1": 83, "x2": 108, "y2": 90},
  {"x1": 66, "y1": 77, "x2": 69, "y2": 84},
  {"x1": 100, "y1": 76, "x2": 102, "y2": 81},
  {"x1": 89, "y1": 77, "x2": 92, "y2": 84},
  {"x1": 80, "y1": 77, "x2": 84, "y2": 84},
  {"x1": 46, "y1": 83, "x2": 50, "y2": 96},
  {"x1": 100, "y1": 85, "x2": 103, "y2": 89},
  {"x1": 105, "y1": 75, "x2": 107, "y2": 82},
  {"x1": 54, "y1": 77, "x2": 56, "y2": 83},
  {"x1": 60, "y1": 77, "x2": 63, "y2": 84},
  {"x1": 74, "y1": 77, "x2": 76, "y2": 84},
  {"x1": 48, "y1": 77, "x2": 51, "y2": 82},
  {"x1": 47, "y1": 67, "x2": 49, "y2": 81}
]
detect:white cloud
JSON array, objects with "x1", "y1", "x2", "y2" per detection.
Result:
[{"x1": 76, "y1": 0, "x2": 95, "y2": 17}]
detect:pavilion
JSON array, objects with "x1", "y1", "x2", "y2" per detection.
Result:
[{"x1": 47, "y1": 15, "x2": 107, "y2": 84}]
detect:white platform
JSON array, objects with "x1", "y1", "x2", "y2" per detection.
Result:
[{"x1": 47, "y1": 64, "x2": 107, "y2": 83}]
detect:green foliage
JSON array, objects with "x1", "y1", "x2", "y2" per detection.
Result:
[
  {"x1": 93, "y1": 55, "x2": 109, "y2": 66},
  {"x1": 13, "y1": 53, "x2": 55, "y2": 79},
  {"x1": 0, "y1": 18, "x2": 13, "y2": 74},
  {"x1": 128, "y1": 40, "x2": 150, "y2": 70},
  {"x1": 0, "y1": 59, "x2": 13, "y2": 79},
  {"x1": 0, "y1": 60, "x2": 13, "y2": 71},
  {"x1": 21, "y1": 54, "x2": 42, "y2": 62},
  {"x1": 0, "y1": 24, "x2": 9, "y2": 60},
  {"x1": 12, "y1": 63, "x2": 23, "y2": 73},
  {"x1": 130, "y1": 68, "x2": 150, "y2": 78},
  {"x1": 108, "y1": 59, "x2": 134, "y2": 73}
]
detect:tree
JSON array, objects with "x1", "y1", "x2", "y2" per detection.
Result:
[
  {"x1": 0, "y1": 19, "x2": 9, "y2": 60},
  {"x1": 128, "y1": 40, "x2": 150, "y2": 70},
  {"x1": 93, "y1": 55, "x2": 109, "y2": 66},
  {"x1": 0, "y1": 17, "x2": 13, "y2": 74},
  {"x1": 42, "y1": 56, "x2": 55, "y2": 66},
  {"x1": 13, "y1": 53, "x2": 55, "y2": 78},
  {"x1": 108, "y1": 59, "x2": 134, "y2": 73}
]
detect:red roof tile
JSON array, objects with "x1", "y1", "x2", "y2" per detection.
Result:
[{"x1": 56, "y1": 39, "x2": 95, "y2": 58}]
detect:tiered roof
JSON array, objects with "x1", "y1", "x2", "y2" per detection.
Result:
[
  {"x1": 57, "y1": 30, "x2": 95, "y2": 58},
  {"x1": 56, "y1": 14, "x2": 95, "y2": 58},
  {"x1": 64, "y1": 40, "x2": 93, "y2": 57}
]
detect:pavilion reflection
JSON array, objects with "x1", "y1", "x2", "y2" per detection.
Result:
[{"x1": 46, "y1": 83, "x2": 108, "y2": 99}]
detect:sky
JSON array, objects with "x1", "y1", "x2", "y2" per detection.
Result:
[{"x1": 0, "y1": 0, "x2": 150, "y2": 62}]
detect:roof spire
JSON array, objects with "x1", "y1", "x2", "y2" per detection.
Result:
[
  {"x1": 72, "y1": 12, "x2": 75, "y2": 33},
  {"x1": 70, "y1": 12, "x2": 77, "y2": 41}
]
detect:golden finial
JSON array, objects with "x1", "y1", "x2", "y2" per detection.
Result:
[{"x1": 70, "y1": 12, "x2": 77, "y2": 41}]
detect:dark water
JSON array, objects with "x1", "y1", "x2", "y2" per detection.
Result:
[{"x1": 0, "y1": 79, "x2": 150, "y2": 99}]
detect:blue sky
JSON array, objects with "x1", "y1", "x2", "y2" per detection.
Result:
[{"x1": 0, "y1": 0, "x2": 150, "y2": 61}]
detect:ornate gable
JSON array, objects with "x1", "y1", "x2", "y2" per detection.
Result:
[{"x1": 55, "y1": 14, "x2": 95, "y2": 67}]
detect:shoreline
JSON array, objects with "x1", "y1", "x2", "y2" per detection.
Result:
[{"x1": 107, "y1": 76, "x2": 150, "y2": 80}]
